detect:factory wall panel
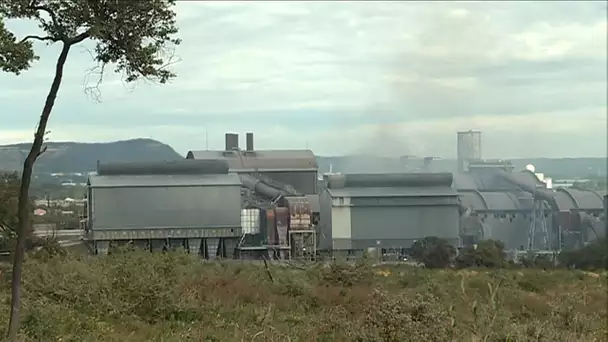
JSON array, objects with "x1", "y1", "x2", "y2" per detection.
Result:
[
  {"x1": 350, "y1": 204, "x2": 460, "y2": 244},
  {"x1": 91, "y1": 185, "x2": 241, "y2": 230},
  {"x1": 318, "y1": 190, "x2": 333, "y2": 250},
  {"x1": 260, "y1": 171, "x2": 318, "y2": 194},
  {"x1": 331, "y1": 197, "x2": 352, "y2": 240}
]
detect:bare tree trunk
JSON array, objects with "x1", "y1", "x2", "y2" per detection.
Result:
[{"x1": 7, "y1": 42, "x2": 72, "y2": 342}]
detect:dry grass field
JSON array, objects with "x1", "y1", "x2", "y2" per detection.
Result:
[{"x1": 0, "y1": 249, "x2": 606, "y2": 342}]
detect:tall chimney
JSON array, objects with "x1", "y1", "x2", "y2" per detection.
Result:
[
  {"x1": 225, "y1": 133, "x2": 239, "y2": 151},
  {"x1": 246, "y1": 132, "x2": 254, "y2": 151}
]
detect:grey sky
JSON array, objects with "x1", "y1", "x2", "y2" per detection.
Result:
[{"x1": 0, "y1": 1, "x2": 606, "y2": 158}]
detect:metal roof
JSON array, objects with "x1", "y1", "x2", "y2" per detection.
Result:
[
  {"x1": 186, "y1": 149, "x2": 317, "y2": 171},
  {"x1": 328, "y1": 186, "x2": 457, "y2": 198},
  {"x1": 459, "y1": 190, "x2": 522, "y2": 211},
  {"x1": 552, "y1": 188, "x2": 605, "y2": 211},
  {"x1": 88, "y1": 173, "x2": 241, "y2": 188},
  {"x1": 452, "y1": 173, "x2": 480, "y2": 190}
]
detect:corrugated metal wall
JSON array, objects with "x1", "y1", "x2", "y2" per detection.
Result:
[
  {"x1": 91, "y1": 185, "x2": 241, "y2": 230},
  {"x1": 350, "y1": 205, "x2": 460, "y2": 248},
  {"x1": 260, "y1": 170, "x2": 318, "y2": 194}
]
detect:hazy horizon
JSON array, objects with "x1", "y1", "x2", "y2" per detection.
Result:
[{"x1": 1, "y1": 2, "x2": 606, "y2": 158}]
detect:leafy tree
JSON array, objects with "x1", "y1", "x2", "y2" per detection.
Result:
[
  {"x1": 0, "y1": 173, "x2": 37, "y2": 252},
  {"x1": 0, "y1": 1, "x2": 180, "y2": 339},
  {"x1": 455, "y1": 239, "x2": 507, "y2": 269},
  {"x1": 410, "y1": 236, "x2": 456, "y2": 269}
]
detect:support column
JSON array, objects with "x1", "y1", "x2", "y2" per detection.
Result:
[
  {"x1": 223, "y1": 238, "x2": 237, "y2": 259},
  {"x1": 206, "y1": 238, "x2": 220, "y2": 260},
  {"x1": 188, "y1": 238, "x2": 202, "y2": 256},
  {"x1": 96, "y1": 241, "x2": 110, "y2": 255}
]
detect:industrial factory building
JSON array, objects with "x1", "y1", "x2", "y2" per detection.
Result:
[
  {"x1": 81, "y1": 129, "x2": 607, "y2": 260},
  {"x1": 319, "y1": 173, "x2": 460, "y2": 254},
  {"x1": 186, "y1": 133, "x2": 318, "y2": 194},
  {"x1": 453, "y1": 132, "x2": 606, "y2": 251},
  {"x1": 86, "y1": 160, "x2": 242, "y2": 257}
]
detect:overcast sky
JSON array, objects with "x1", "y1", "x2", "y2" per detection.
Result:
[{"x1": 1, "y1": 1, "x2": 606, "y2": 158}]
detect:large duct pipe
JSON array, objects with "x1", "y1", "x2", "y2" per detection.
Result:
[
  {"x1": 326, "y1": 173, "x2": 453, "y2": 189},
  {"x1": 497, "y1": 171, "x2": 555, "y2": 202},
  {"x1": 246, "y1": 132, "x2": 254, "y2": 151},
  {"x1": 97, "y1": 159, "x2": 229, "y2": 175},
  {"x1": 225, "y1": 133, "x2": 239, "y2": 151},
  {"x1": 240, "y1": 174, "x2": 285, "y2": 200}
]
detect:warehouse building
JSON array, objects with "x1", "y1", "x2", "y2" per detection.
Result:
[
  {"x1": 318, "y1": 173, "x2": 460, "y2": 254},
  {"x1": 186, "y1": 132, "x2": 318, "y2": 194},
  {"x1": 86, "y1": 160, "x2": 242, "y2": 257}
]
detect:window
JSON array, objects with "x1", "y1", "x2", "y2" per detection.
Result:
[{"x1": 339, "y1": 197, "x2": 345, "y2": 205}]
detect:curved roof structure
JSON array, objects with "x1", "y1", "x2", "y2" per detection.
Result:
[
  {"x1": 186, "y1": 149, "x2": 317, "y2": 171},
  {"x1": 452, "y1": 173, "x2": 481, "y2": 190},
  {"x1": 459, "y1": 190, "x2": 522, "y2": 211},
  {"x1": 552, "y1": 188, "x2": 605, "y2": 211}
]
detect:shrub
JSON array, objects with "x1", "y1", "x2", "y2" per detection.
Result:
[
  {"x1": 456, "y1": 239, "x2": 507, "y2": 269},
  {"x1": 558, "y1": 238, "x2": 607, "y2": 270},
  {"x1": 410, "y1": 236, "x2": 456, "y2": 269}
]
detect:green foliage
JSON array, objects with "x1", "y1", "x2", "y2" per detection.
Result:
[
  {"x1": 0, "y1": 252, "x2": 604, "y2": 341},
  {"x1": 0, "y1": 172, "x2": 20, "y2": 230},
  {"x1": 0, "y1": 19, "x2": 37, "y2": 74},
  {"x1": 0, "y1": 172, "x2": 37, "y2": 251},
  {"x1": 0, "y1": 0, "x2": 180, "y2": 83},
  {"x1": 456, "y1": 239, "x2": 508, "y2": 269},
  {"x1": 558, "y1": 238, "x2": 608, "y2": 270},
  {"x1": 410, "y1": 236, "x2": 456, "y2": 268}
]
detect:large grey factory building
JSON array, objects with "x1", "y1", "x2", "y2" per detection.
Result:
[
  {"x1": 86, "y1": 160, "x2": 242, "y2": 257},
  {"x1": 82, "y1": 130, "x2": 607, "y2": 260},
  {"x1": 319, "y1": 173, "x2": 460, "y2": 255}
]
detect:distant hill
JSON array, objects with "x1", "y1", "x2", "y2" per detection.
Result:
[
  {"x1": 0, "y1": 138, "x2": 602, "y2": 181},
  {"x1": 0, "y1": 138, "x2": 184, "y2": 174}
]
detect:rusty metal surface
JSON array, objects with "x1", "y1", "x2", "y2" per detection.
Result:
[{"x1": 286, "y1": 197, "x2": 312, "y2": 230}]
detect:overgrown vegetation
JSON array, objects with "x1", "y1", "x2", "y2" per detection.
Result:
[{"x1": 0, "y1": 249, "x2": 605, "y2": 341}]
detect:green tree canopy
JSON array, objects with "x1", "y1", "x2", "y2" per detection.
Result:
[
  {"x1": 1, "y1": 1, "x2": 180, "y2": 339},
  {"x1": 410, "y1": 236, "x2": 456, "y2": 269}
]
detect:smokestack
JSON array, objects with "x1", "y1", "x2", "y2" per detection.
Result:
[
  {"x1": 423, "y1": 157, "x2": 433, "y2": 171},
  {"x1": 246, "y1": 132, "x2": 254, "y2": 151},
  {"x1": 457, "y1": 130, "x2": 482, "y2": 172},
  {"x1": 225, "y1": 133, "x2": 239, "y2": 151}
]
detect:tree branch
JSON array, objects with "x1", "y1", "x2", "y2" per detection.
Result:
[
  {"x1": 36, "y1": 145, "x2": 47, "y2": 158},
  {"x1": 68, "y1": 31, "x2": 91, "y2": 45},
  {"x1": 19, "y1": 35, "x2": 60, "y2": 44},
  {"x1": 30, "y1": 5, "x2": 60, "y2": 33}
]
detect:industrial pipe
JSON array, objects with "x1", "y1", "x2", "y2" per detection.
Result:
[
  {"x1": 240, "y1": 174, "x2": 286, "y2": 200},
  {"x1": 497, "y1": 171, "x2": 555, "y2": 202},
  {"x1": 97, "y1": 159, "x2": 229, "y2": 175}
]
